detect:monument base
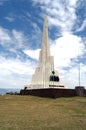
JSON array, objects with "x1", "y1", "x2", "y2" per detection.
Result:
[{"x1": 20, "y1": 86, "x2": 86, "y2": 98}]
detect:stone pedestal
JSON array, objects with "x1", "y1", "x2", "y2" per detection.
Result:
[{"x1": 75, "y1": 86, "x2": 85, "y2": 96}]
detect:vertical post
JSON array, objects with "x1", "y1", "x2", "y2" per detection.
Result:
[
  {"x1": 78, "y1": 51, "x2": 81, "y2": 87},
  {"x1": 79, "y1": 62, "x2": 80, "y2": 86}
]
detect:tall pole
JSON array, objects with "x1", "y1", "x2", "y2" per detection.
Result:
[
  {"x1": 78, "y1": 51, "x2": 81, "y2": 86},
  {"x1": 79, "y1": 62, "x2": 80, "y2": 86}
]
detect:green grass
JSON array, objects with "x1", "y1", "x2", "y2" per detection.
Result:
[{"x1": 0, "y1": 95, "x2": 86, "y2": 130}]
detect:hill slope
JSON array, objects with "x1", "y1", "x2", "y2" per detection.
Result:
[{"x1": 0, "y1": 95, "x2": 86, "y2": 130}]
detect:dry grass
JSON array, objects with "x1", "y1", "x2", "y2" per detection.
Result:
[{"x1": 0, "y1": 95, "x2": 86, "y2": 130}]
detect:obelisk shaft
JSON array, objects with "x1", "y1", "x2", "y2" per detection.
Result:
[{"x1": 41, "y1": 16, "x2": 50, "y2": 63}]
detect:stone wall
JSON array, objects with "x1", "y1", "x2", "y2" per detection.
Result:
[{"x1": 20, "y1": 88, "x2": 76, "y2": 98}]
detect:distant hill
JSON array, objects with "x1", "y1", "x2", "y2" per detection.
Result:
[{"x1": 0, "y1": 88, "x2": 20, "y2": 95}]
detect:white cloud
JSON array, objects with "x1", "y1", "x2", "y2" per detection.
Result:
[
  {"x1": 61, "y1": 66, "x2": 80, "y2": 88},
  {"x1": 0, "y1": 56, "x2": 36, "y2": 88},
  {"x1": 0, "y1": 56, "x2": 35, "y2": 75},
  {"x1": 33, "y1": 0, "x2": 51, "y2": 5},
  {"x1": 12, "y1": 30, "x2": 25, "y2": 49},
  {"x1": 0, "y1": 27, "x2": 11, "y2": 44},
  {"x1": 33, "y1": 0, "x2": 78, "y2": 34},
  {"x1": 0, "y1": 26, "x2": 30, "y2": 50},
  {"x1": 24, "y1": 49, "x2": 40, "y2": 60},
  {"x1": 5, "y1": 16, "x2": 15, "y2": 22},
  {"x1": 76, "y1": 19, "x2": 86, "y2": 32},
  {"x1": 60, "y1": 62, "x2": 86, "y2": 88},
  {"x1": 0, "y1": 26, "x2": 40, "y2": 89},
  {"x1": 51, "y1": 33, "x2": 85, "y2": 68}
]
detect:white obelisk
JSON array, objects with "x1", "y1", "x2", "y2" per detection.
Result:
[{"x1": 27, "y1": 17, "x2": 65, "y2": 89}]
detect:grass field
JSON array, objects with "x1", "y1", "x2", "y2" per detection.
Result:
[{"x1": 0, "y1": 95, "x2": 86, "y2": 130}]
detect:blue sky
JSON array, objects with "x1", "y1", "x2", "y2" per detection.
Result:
[{"x1": 0, "y1": 0, "x2": 86, "y2": 89}]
